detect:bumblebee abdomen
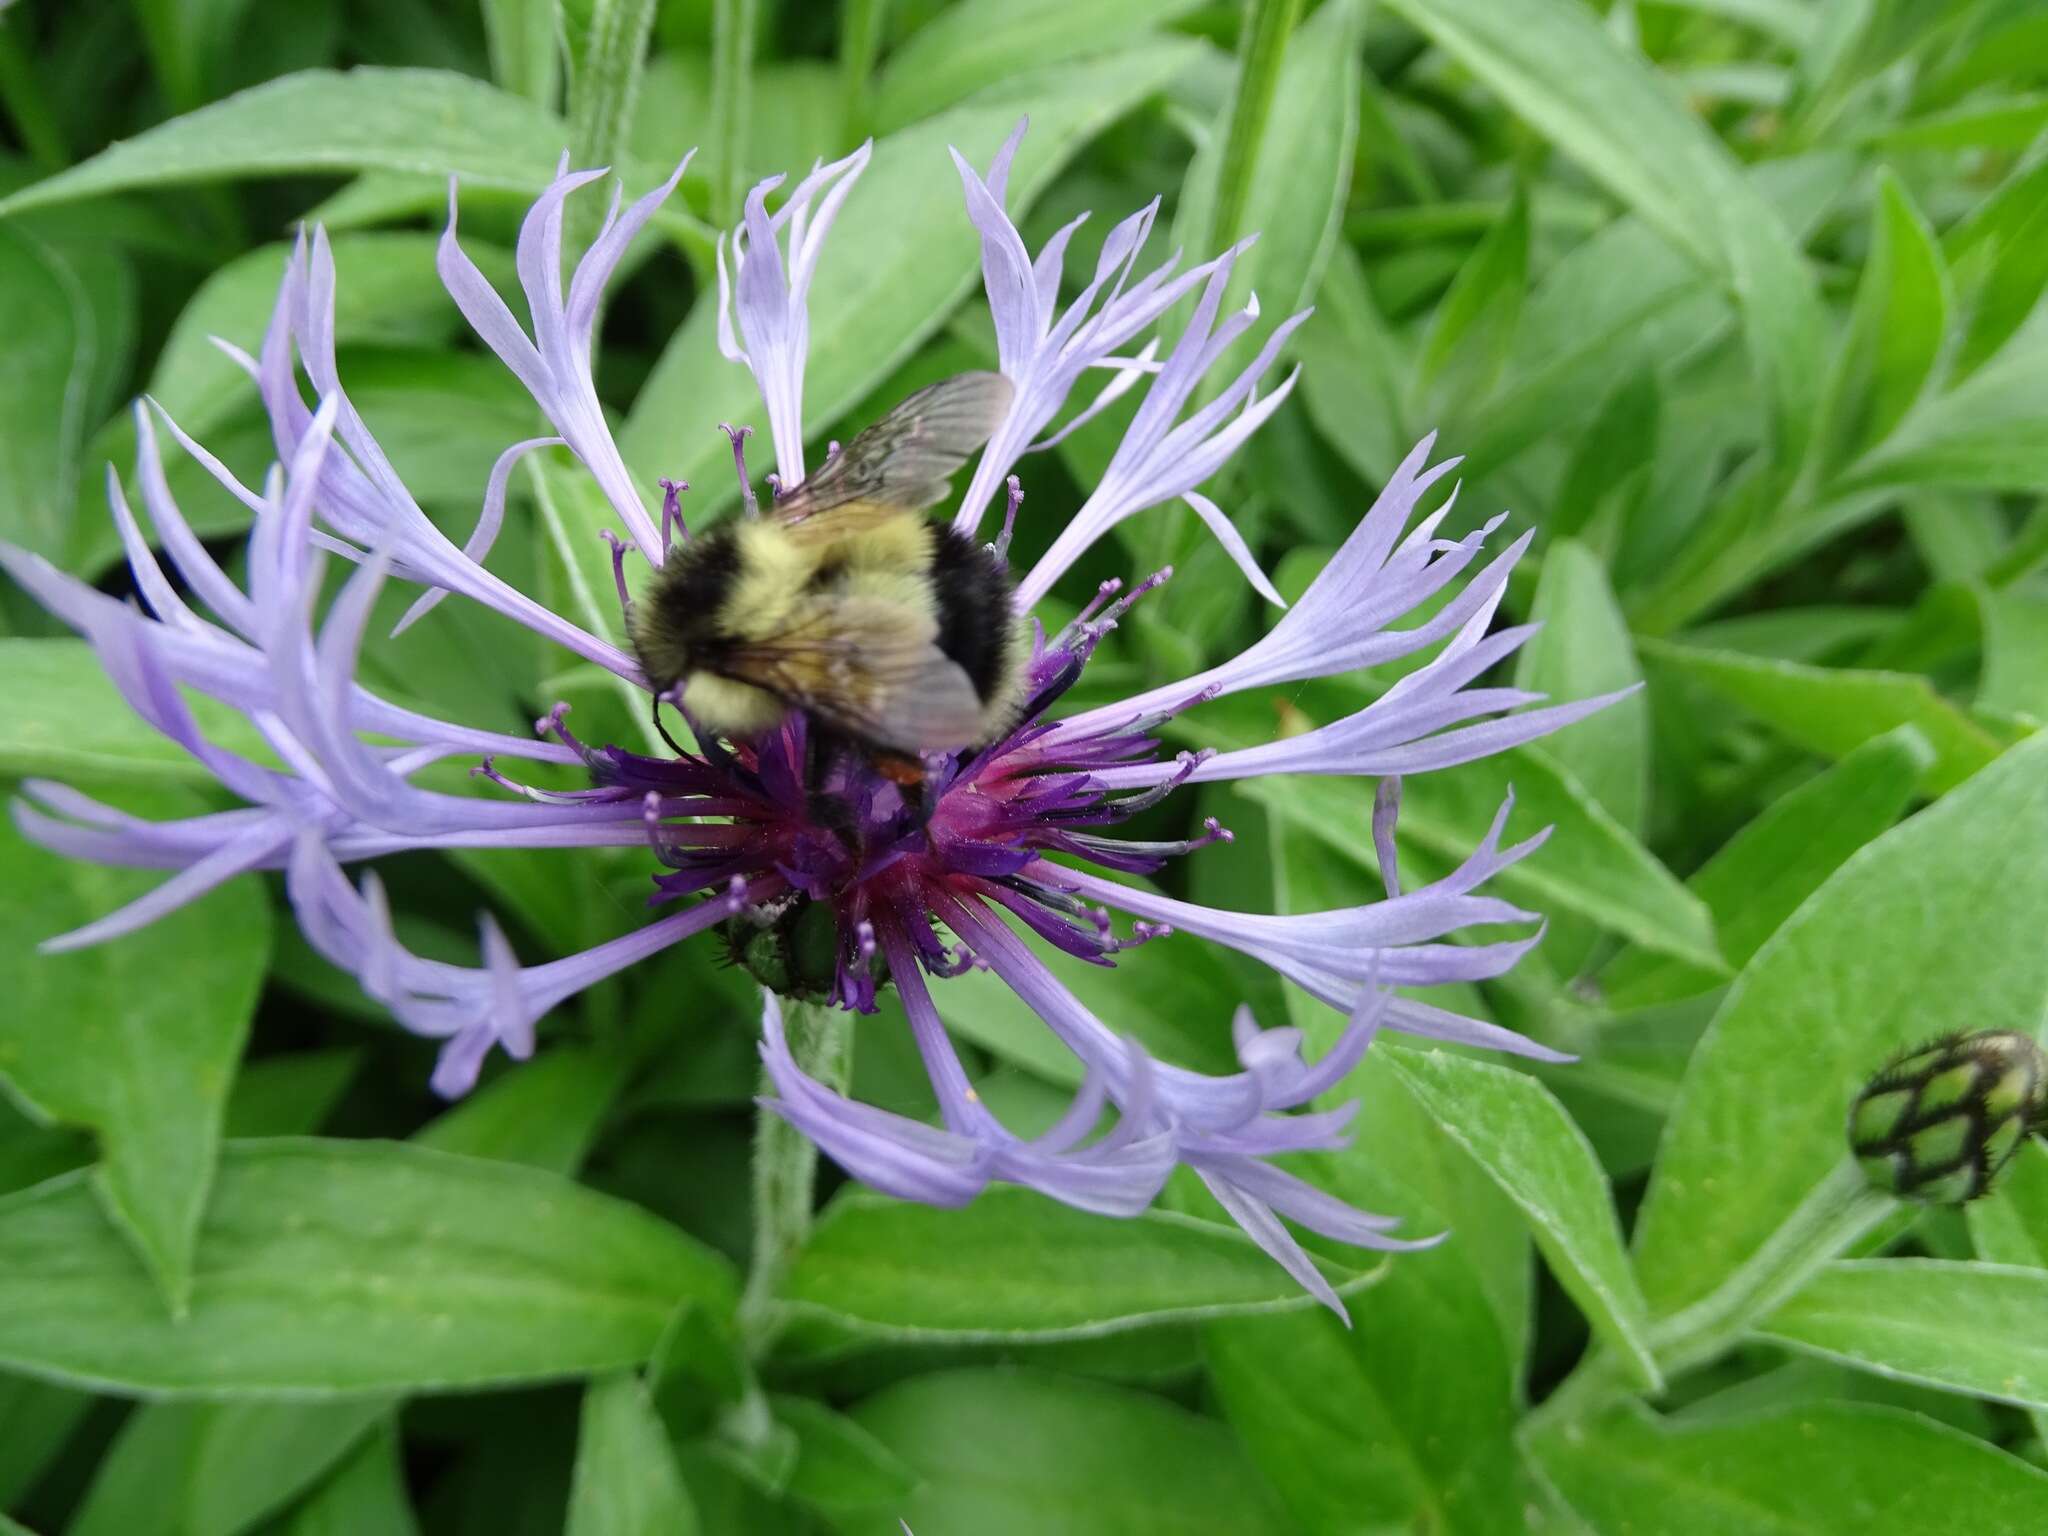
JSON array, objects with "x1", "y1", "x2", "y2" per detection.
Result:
[{"x1": 928, "y1": 527, "x2": 1020, "y2": 709}]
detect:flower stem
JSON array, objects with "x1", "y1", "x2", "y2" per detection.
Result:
[
  {"x1": 1643, "y1": 1159, "x2": 1898, "y2": 1379},
  {"x1": 481, "y1": 0, "x2": 560, "y2": 107},
  {"x1": 567, "y1": 0, "x2": 659, "y2": 170},
  {"x1": 740, "y1": 996, "x2": 851, "y2": 1346},
  {"x1": 1530, "y1": 1161, "x2": 1900, "y2": 1436},
  {"x1": 1209, "y1": 0, "x2": 1306, "y2": 255},
  {"x1": 839, "y1": 0, "x2": 890, "y2": 144},
  {"x1": 710, "y1": 0, "x2": 759, "y2": 229}
]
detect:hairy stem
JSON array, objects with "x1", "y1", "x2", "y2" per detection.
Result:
[
  {"x1": 710, "y1": 0, "x2": 759, "y2": 229},
  {"x1": 740, "y1": 996, "x2": 851, "y2": 1347},
  {"x1": 1208, "y1": 0, "x2": 1306, "y2": 254},
  {"x1": 839, "y1": 0, "x2": 890, "y2": 144}
]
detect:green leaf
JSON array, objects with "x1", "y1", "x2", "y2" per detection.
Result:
[
  {"x1": 1846, "y1": 307, "x2": 2048, "y2": 496},
  {"x1": 1294, "y1": 243, "x2": 1410, "y2": 486},
  {"x1": 1979, "y1": 588, "x2": 2048, "y2": 723},
  {"x1": 619, "y1": 41, "x2": 1200, "y2": 523},
  {"x1": 1527, "y1": 1401, "x2": 2048, "y2": 1535},
  {"x1": 1383, "y1": 0, "x2": 1825, "y2": 471},
  {"x1": 563, "y1": 0, "x2": 658, "y2": 174},
  {"x1": 1176, "y1": 0, "x2": 1361, "y2": 366},
  {"x1": 1414, "y1": 186, "x2": 1528, "y2": 412},
  {"x1": 222, "y1": 1051, "x2": 362, "y2": 1140},
  {"x1": 568, "y1": 1373, "x2": 701, "y2": 1536},
  {"x1": 145, "y1": 229, "x2": 488, "y2": 436},
  {"x1": 0, "y1": 1139, "x2": 735, "y2": 1394},
  {"x1": 414, "y1": 1046, "x2": 625, "y2": 1175},
  {"x1": 1971, "y1": 1137, "x2": 2048, "y2": 1270},
  {"x1": 1601, "y1": 726, "x2": 1930, "y2": 1006},
  {"x1": 1552, "y1": 364, "x2": 1661, "y2": 544},
  {"x1": 1633, "y1": 732, "x2": 2048, "y2": 1328},
  {"x1": 282, "y1": 1421, "x2": 420, "y2": 1536},
  {"x1": 184, "y1": 1401, "x2": 392, "y2": 1536},
  {"x1": 873, "y1": 0, "x2": 1201, "y2": 134},
  {"x1": 0, "y1": 226, "x2": 98, "y2": 558},
  {"x1": 1515, "y1": 538, "x2": 1647, "y2": 834},
  {"x1": 1969, "y1": 1138, "x2": 2048, "y2": 1441},
  {"x1": 133, "y1": 0, "x2": 266, "y2": 111},
  {"x1": 0, "y1": 1372, "x2": 91, "y2": 1509},
  {"x1": 1214, "y1": 815, "x2": 1531, "y2": 1536},
  {"x1": 482, "y1": 0, "x2": 559, "y2": 105},
  {"x1": 0, "y1": 69, "x2": 578, "y2": 216},
  {"x1": 1207, "y1": 1304, "x2": 1528, "y2": 1536},
  {"x1": 62, "y1": 229, "x2": 514, "y2": 578},
  {"x1": 1243, "y1": 744, "x2": 1724, "y2": 972},
  {"x1": 1810, "y1": 170, "x2": 1948, "y2": 477},
  {"x1": 843, "y1": 1369, "x2": 1290, "y2": 1535},
  {"x1": 1756, "y1": 1259, "x2": 2048, "y2": 1410},
  {"x1": 1951, "y1": 162, "x2": 2048, "y2": 383},
  {"x1": 776, "y1": 1187, "x2": 1377, "y2": 1349},
  {"x1": 1472, "y1": 200, "x2": 1711, "y2": 472},
  {"x1": 1382, "y1": 1048, "x2": 1661, "y2": 1389},
  {"x1": 66, "y1": 1402, "x2": 207, "y2": 1536},
  {"x1": 703, "y1": 0, "x2": 754, "y2": 226},
  {"x1": 67, "y1": 1063, "x2": 397, "y2": 1536},
  {"x1": 0, "y1": 638, "x2": 282, "y2": 783},
  {"x1": 1875, "y1": 94, "x2": 2048, "y2": 152},
  {"x1": 1641, "y1": 638, "x2": 2011, "y2": 796},
  {"x1": 773, "y1": 1394, "x2": 920, "y2": 1515},
  {"x1": 0, "y1": 786, "x2": 271, "y2": 1313}
]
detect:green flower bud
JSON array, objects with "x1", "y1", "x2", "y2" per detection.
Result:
[
  {"x1": 724, "y1": 896, "x2": 863, "y2": 1001},
  {"x1": 1850, "y1": 1030, "x2": 2048, "y2": 1204}
]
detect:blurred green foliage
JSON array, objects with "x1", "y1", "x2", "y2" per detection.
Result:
[{"x1": 3, "y1": 0, "x2": 2048, "y2": 1530}]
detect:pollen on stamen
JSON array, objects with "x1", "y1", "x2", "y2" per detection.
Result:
[
  {"x1": 1071, "y1": 577, "x2": 1123, "y2": 630},
  {"x1": 1097, "y1": 565, "x2": 1173, "y2": 627},
  {"x1": 1106, "y1": 920, "x2": 1173, "y2": 954}
]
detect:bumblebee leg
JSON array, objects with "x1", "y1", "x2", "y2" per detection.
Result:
[{"x1": 650, "y1": 690, "x2": 689, "y2": 757}]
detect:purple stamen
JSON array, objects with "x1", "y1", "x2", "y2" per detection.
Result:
[
  {"x1": 1072, "y1": 577, "x2": 1123, "y2": 631},
  {"x1": 469, "y1": 757, "x2": 583, "y2": 804},
  {"x1": 720, "y1": 424, "x2": 758, "y2": 514},
  {"x1": 599, "y1": 528, "x2": 630, "y2": 612},
  {"x1": 993, "y1": 475, "x2": 1024, "y2": 565},
  {"x1": 658, "y1": 477, "x2": 690, "y2": 557}
]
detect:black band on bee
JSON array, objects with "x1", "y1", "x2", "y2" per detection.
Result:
[{"x1": 928, "y1": 528, "x2": 1017, "y2": 706}]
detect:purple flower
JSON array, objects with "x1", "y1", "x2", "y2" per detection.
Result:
[{"x1": 3, "y1": 120, "x2": 1617, "y2": 1316}]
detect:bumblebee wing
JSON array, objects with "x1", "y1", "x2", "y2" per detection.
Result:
[
  {"x1": 771, "y1": 371, "x2": 1012, "y2": 544},
  {"x1": 718, "y1": 594, "x2": 985, "y2": 752}
]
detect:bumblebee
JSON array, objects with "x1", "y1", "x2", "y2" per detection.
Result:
[{"x1": 630, "y1": 372, "x2": 1023, "y2": 762}]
